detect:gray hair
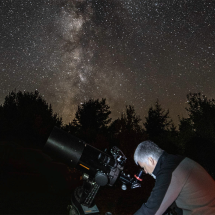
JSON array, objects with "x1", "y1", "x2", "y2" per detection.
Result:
[{"x1": 134, "y1": 140, "x2": 163, "y2": 165}]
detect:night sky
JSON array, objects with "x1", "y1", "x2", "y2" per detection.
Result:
[{"x1": 1, "y1": 0, "x2": 215, "y2": 125}]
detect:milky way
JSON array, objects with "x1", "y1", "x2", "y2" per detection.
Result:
[{"x1": 1, "y1": 0, "x2": 215, "y2": 125}]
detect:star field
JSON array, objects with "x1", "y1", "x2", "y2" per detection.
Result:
[{"x1": 1, "y1": 0, "x2": 215, "y2": 125}]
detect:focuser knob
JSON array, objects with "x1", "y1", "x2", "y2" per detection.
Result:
[{"x1": 95, "y1": 171, "x2": 108, "y2": 186}]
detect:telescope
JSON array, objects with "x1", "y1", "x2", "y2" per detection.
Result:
[{"x1": 44, "y1": 127, "x2": 144, "y2": 215}]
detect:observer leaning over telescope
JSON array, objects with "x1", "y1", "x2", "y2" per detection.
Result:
[{"x1": 133, "y1": 141, "x2": 215, "y2": 215}]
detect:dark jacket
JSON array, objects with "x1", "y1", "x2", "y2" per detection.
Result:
[{"x1": 134, "y1": 151, "x2": 215, "y2": 215}]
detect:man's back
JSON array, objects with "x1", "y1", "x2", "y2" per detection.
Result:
[{"x1": 174, "y1": 157, "x2": 215, "y2": 214}]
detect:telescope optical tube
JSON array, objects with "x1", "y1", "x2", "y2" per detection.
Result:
[
  {"x1": 44, "y1": 126, "x2": 85, "y2": 168},
  {"x1": 44, "y1": 127, "x2": 117, "y2": 186}
]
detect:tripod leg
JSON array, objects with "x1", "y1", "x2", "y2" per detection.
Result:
[
  {"x1": 69, "y1": 187, "x2": 85, "y2": 215},
  {"x1": 69, "y1": 187, "x2": 100, "y2": 215},
  {"x1": 67, "y1": 203, "x2": 80, "y2": 215}
]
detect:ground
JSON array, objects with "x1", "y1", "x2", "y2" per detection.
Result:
[
  {"x1": 0, "y1": 170, "x2": 154, "y2": 214},
  {"x1": 0, "y1": 144, "x2": 154, "y2": 214}
]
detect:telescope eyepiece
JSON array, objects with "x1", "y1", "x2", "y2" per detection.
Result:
[{"x1": 134, "y1": 169, "x2": 145, "y2": 182}]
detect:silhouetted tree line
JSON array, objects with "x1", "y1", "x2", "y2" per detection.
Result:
[
  {"x1": 0, "y1": 91, "x2": 215, "y2": 177},
  {"x1": 0, "y1": 91, "x2": 62, "y2": 147}
]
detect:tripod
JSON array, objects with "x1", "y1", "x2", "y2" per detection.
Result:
[{"x1": 68, "y1": 175, "x2": 100, "y2": 215}]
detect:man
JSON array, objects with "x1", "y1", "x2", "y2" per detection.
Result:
[{"x1": 133, "y1": 140, "x2": 215, "y2": 215}]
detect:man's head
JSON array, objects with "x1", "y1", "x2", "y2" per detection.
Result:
[{"x1": 134, "y1": 140, "x2": 163, "y2": 175}]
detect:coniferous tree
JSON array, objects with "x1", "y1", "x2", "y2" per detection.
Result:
[
  {"x1": 0, "y1": 90, "x2": 62, "y2": 146},
  {"x1": 144, "y1": 100, "x2": 173, "y2": 138},
  {"x1": 186, "y1": 93, "x2": 215, "y2": 141},
  {"x1": 109, "y1": 105, "x2": 146, "y2": 170},
  {"x1": 143, "y1": 100, "x2": 177, "y2": 153},
  {"x1": 68, "y1": 98, "x2": 111, "y2": 146},
  {"x1": 73, "y1": 98, "x2": 111, "y2": 131},
  {"x1": 178, "y1": 93, "x2": 215, "y2": 177}
]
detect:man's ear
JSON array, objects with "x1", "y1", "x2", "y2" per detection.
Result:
[{"x1": 148, "y1": 157, "x2": 154, "y2": 165}]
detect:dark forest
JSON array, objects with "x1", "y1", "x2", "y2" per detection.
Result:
[{"x1": 0, "y1": 90, "x2": 215, "y2": 214}]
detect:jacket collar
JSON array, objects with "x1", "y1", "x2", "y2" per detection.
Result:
[{"x1": 153, "y1": 151, "x2": 168, "y2": 176}]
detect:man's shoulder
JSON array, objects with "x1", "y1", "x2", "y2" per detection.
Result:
[
  {"x1": 157, "y1": 153, "x2": 186, "y2": 175},
  {"x1": 163, "y1": 152, "x2": 185, "y2": 166}
]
